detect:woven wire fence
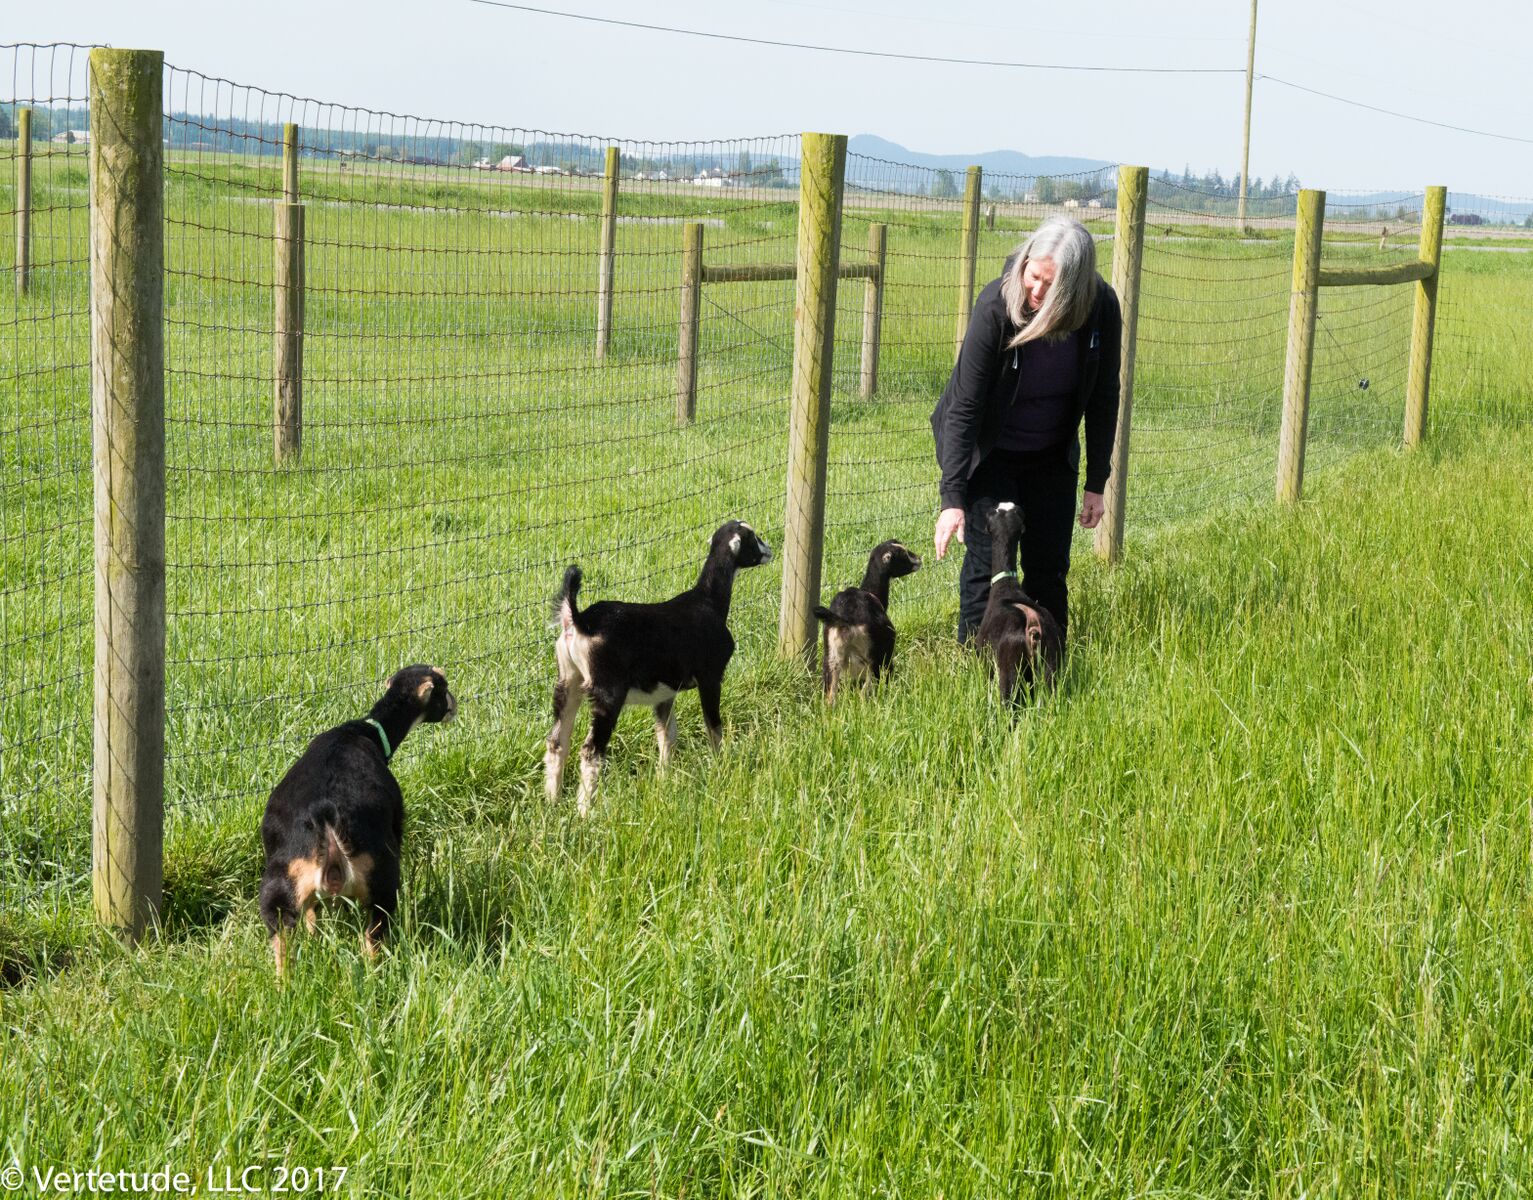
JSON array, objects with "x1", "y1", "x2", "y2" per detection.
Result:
[
  {"x1": 1306, "y1": 189, "x2": 1422, "y2": 476},
  {"x1": 1433, "y1": 191, "x2": 1533, "y2": 432},
  {"x1": 159, "y1": 60, "x2": 801, "y2": 819},
  {"x1": 1133, "y1": 178, "x2": 1291, "y2": 524},
  {"x1": 1, "y1": 44, "x2": 95, "y2": 923},
  {"x1": 6, "y1": 45, "x2": 1531, "y2": 928}
]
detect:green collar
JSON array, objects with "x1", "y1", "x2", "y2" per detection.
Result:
[
  {"x1": 991, "y1": 571, "x2": 1017, "y2": 584},
  {"x1": 364, "y1": 718, "x2": 393, "y2": 761}
]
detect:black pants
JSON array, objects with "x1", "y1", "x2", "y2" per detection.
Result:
[{"x1": 958, "y1": 445, "x2": 1078, "y2": 642}]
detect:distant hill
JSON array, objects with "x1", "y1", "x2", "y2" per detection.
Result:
[
  {"x1": 1339, "y1": 190, "x2": 1533, "y2": 223},
  {"x1": 848, "y1": 134, "x2": 1113, "y2": 180}
]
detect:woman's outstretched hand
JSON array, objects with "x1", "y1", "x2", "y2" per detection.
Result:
[{"x1": 935, "y1": 507, "x2": 966, "y2": 560}]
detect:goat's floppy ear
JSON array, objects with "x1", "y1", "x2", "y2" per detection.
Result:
[
  {"x1": 385, "y1": 671, "x2": 397, "y2": 689},
  {"x1": 414, "y1": 671, "x2": 437, "y2": 704},
  {"x1": 882, "y1": 551, "x2": 893, "y2": 563}
]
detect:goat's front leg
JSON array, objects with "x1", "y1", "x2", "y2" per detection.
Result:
[
  {"x1": 577, "y1": 696, "x2": 622, "y2": 817},
  {"x1": 544, "y1": 676, "x2": 584, "y2": 801},
  {"x1": 696, "y1": 674, "x2": 724, "y2": 751},
  {"x1": 653, "y1": 698, "x2": 677, "y2": 771}
]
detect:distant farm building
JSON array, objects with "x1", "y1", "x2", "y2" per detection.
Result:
[{"x1": 497, "y1": 154, "x2": 531, "y2": 171}]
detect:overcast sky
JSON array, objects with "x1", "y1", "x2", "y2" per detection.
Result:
[{"x1": 21, "y1": 0, "x2": 1533, "y2": 197}]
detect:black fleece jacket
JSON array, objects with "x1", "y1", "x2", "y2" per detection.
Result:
[{"x1": 931, "y1": 260, "x2": 1121, "y2": 509}]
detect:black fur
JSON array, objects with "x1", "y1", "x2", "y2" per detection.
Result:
[
  {"x1": 813, "y1": 539, "x2": 922, "y2": 703},
  {"x1": 546, "y1": 520, "x2": 772, "y2": 813},
  {"x1": 975, "y1": 505, "x2": 1064, "y2": 703},
  {"x1": 258, "y1": 664, "x2": 456, "y2": 975}
]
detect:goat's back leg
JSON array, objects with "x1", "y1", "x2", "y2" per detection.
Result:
[
  {"x1": 820, "y1": 629, "x2": 835, "y2": 703},
  {"x1": 654, "y1": 698, "x2": 678, "y2": 771},
  {"x1": 545, "y1": 670, "x2": 585, "y2": 802},
  {"x1": 697, "y1": 673, "x2": 724, "y2": 751},
  {"x1": 362, "y1": 860, "x2": 398, "y2": 961},
  {"x1": 577, "y1": 694, "x2": 623, "y2": 817}
]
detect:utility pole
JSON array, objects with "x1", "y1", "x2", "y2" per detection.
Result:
[{"x1": 1237, "y1": 0, "x2": 1258, "y2": 232}]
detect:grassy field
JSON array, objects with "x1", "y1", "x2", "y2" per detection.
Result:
[{"x1": 3, "y1": 141, "x2": 1532, "y2": 1193}]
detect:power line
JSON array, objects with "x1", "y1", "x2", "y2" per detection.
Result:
[
  {"x1": 1259, "y1": 74, "x2": 1533, "y2": 146},
  {"x1": 464, "y1": 0, "x2": 1245, "y2": 74}
]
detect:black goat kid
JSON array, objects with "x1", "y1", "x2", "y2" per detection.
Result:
[
  {"x1": 546, "y1": 519, "x2": 772, "y2": 815},
  {"x1": 813, "y1": 540, "x2": 922, "y2": 703},
  {"x1": 259, "y1": 665, "x2": 456, "y2": 978},
  {"x1": 975, "y1": 503, "x2": 1065, "y2": 703}
]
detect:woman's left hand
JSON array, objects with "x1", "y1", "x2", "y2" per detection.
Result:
[{"x1": 1078, "y1": 491, "x2": 1105, "y2": 529}]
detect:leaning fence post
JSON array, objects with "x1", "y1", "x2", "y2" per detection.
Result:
[
  {"x1": 597, "y1": 145, "x2": 620, "y2": 360},
  {"x1": 1095, "y1": 165, "x2": 1149, "y2": 564},
  {"x1": 954, "y1": 165, "x2": 983, "y2": 360},
  {"x1": 14, "y1": 107, "x2": 30, "y2": 297},
  {"x1": 274, "y1": 124, "x2": 305, "y2": 465},
  {"x1": 860, "y1": 222, "x2": 885, "y2": 399},
  {"x1": 676, "y1": 221, "x2": 703, "y2": 425},
  {"x1": 89, "y1": 48, "x2": 165, "y2": 943},
  {"x1": 1404, "y1": 184, "x2": 1446, "y2": 448},
  {"x1": 1277, "y1": 188, "x2": 1325, "y2": 504},
  {"x1": 778, "y1": 131, "x2": 847, "y2": 663}
]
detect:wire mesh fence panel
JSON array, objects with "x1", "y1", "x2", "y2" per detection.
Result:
[
  {"x1": 1304, "y1": 189, "x2": 1423, "y2": 478},
  {"x1": 4, "y1": 41, "x2": 1529, "y2": 937},
  {"x1": 0, "y1": 44, "x2": 95, "y2": 925},
  {"x1": 159, "y1": 59, "x2": 802, "y2": 832},
  {"x1": 1433, "y1": 191, "x2": 1533, "y2": 433}
]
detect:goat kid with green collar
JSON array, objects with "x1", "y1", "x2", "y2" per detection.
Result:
[
  {"x1": 975, "y1": 503, "x2": 1064, "y2": 703},
  {"x1": 258, "y1": 664, "x2": 457, "y2": 978}
]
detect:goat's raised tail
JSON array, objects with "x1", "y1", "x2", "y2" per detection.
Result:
[
  {"x1": 558, "y1": 564, "x2": 588, "y2": 634},
  {"x1": 813, "y1": 605, "x2": 850, "y2": 627}
]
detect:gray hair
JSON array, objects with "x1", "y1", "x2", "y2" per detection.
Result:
[{"x1": 999, "y1": 216, "x2": 1098, "y2": 350}]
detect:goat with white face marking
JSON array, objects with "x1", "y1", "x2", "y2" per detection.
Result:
[
  {"x1": 813, "y1": 539, "x2": 921, "y2": 704},
  {"x1": 975, "y1": 503, "x2": 1064, "y2": 703},
  {"x1": 545, "y1": 519, "x2": 772, "y2": 815}
]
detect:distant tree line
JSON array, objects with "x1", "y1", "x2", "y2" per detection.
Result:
[{"x1": 2, "y1": 104, "x2": 795, "y2": 185}]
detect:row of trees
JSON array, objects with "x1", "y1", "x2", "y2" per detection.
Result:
[
  {"x1": 0, "y1": 104, "x2": 90, "y2": 142},
  {"x1": 926, "y1": 168, "x2": 1113, "y2": 205}
]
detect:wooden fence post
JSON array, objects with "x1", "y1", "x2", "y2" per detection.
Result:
[
  {"x1": 14, "y1": 107, "x2": 30, "y2": 297},
  {"x1": 274, "y1": 204, "x2": 305, "y2": 464},
  {"x1": 1404, "y1": 185, "x2": 1446, "y2": 448},
  {"x1": 282, "y1": 121, "x2": 299, "y2": 204},
  {"x1": 859, "y1": 222, "x2": 885, "y2": 399},
  {"x1": 1277, "y1": 188, "x2": 1325, "y2": 504},
  {"x1": 597, "y1": 145, "x2": 620, "y2": 360},
  {"x1": 676, "y1": 221, "x2": 703, "y2": 424},
  {"x1": 89, "y1": 48, "x2": 165, "y2": 943},
  {"x1": 954, "y1": 165, "x2": 983, "y2": 360},
  {"x1": 778, "y1": 131, "x2": 847, "y2": 663},
  {"x1": 1094, "y1": 165, "x2": 1149, "y2": 564},
  {"x1": 274, "y1": 124, "x2": 305, "y2": 464}
]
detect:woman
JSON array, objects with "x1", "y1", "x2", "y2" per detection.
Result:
[{"x1": 930, "y1": 215, "x2": 1120, "y2": 644}]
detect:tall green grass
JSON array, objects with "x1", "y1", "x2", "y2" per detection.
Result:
[{"x1": 1, "y1": 425, "x2": 1530, "y2": 1195}]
